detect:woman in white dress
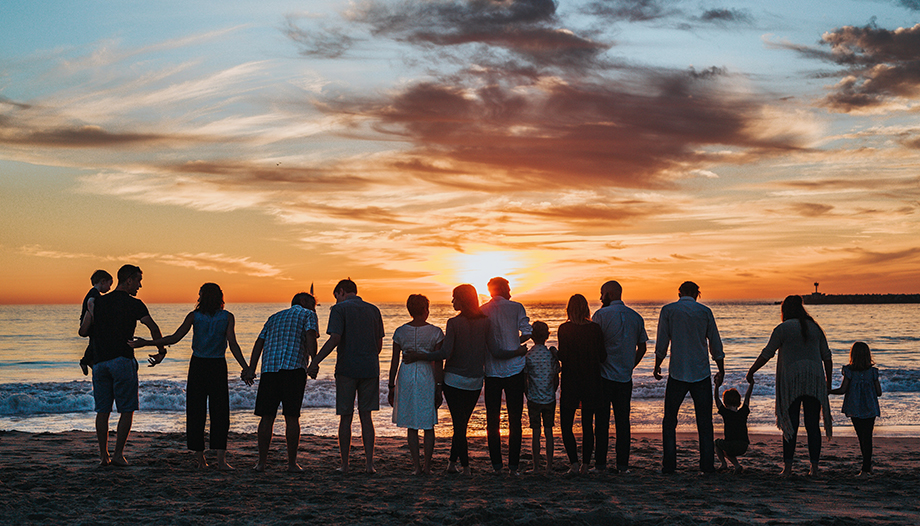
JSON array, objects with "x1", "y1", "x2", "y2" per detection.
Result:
[{"x1": 387, "y1": 294, "x2": 444, "y2": 475}]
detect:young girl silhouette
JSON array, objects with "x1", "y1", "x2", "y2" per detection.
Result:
[{"x1": 830, "y1": 341, "x2": 882, "y2": 477}]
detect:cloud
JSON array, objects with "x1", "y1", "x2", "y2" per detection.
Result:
[
  {"x1": 0, "y1": 124, "x2": 177, "y2": 148},
  {"x1": 787, "y1": 202, "x2": 835, "y2": 217},
  {"x1": 19, "y1": 245, "x2": 284, "y2": 278},
  {"x1": 283, "y1": 14, "x2": 357, "y2": 58},
  {"x1": 801, "y1": 23, "x2": 920, "y2": 112},
  {"x1": 698, "y1": 8, "x2": 752, "y2": 25},
  {"x1": 583, "y1": 0, "x2": 679, "y2": 22}
]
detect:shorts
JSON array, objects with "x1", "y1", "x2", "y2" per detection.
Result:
[
  {"x1": 527, "y1": 400, "x2": 556, "y2": 431},
  {"x1": 336, "y1": 375, "x2": 380, "y2": 415},
  {"x1": 93, "y1": 356, "x2": 139, "y2": 413},
  {"x1": 255, "y1": 368, "x2": 307, "y2": 418},
  {"x1": 715, "y1": 438, "x2": 749, "y2": 457}
]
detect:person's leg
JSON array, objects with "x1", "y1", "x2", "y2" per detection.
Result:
[
  {"x1": 95, "y1": 412, "x2": 110, "y2": 466},
  {"x1": 443, "y1": 385, "x2": 462, "y2": 469},
  {"x1": 284, "y1": 414, "x2": 303, "y2": 472},
  {"x1": 580, "y1": 404, "x2": 595, "y2": 473},
  {"x1": 255, "y1": 415, "x2": 275, "y2": 471},
  {"x1": 715, "y1": 440, "x2": 728, "y2": 470},
  {"x1": 112, "y1": 411, "x2": 133, "y2": 467},
  {"x1": 594, "y1": 379, "x2": 612, "y2": 470},
  {"x1": 852, "y1": 417, "x2": 875, "y2": 474},
  {"x1": 186, "y1": 357, "x2": 208, "y2": 466},
  {"x1": 507, "y1": 372, "x2": 526, "y2": 473},
  {"x1": 545, "y1": 425, "x2": 555, "y2": 475},
  {"x1": 484, "y1": 376, "x2": 504, "y2": 471},
  {"x1": 358, "y1": 410, "x2": 376, "y2": 474},
  {"x1": 210, "y1": 360, "x2": 232, "y2": 470},
  {"x1": 801, "y1": 396, "x2": 821, "y2": 475},
  {"x1": 781, "y1": 397, "x2": 803, "y2": 476},
  {"x1": 559, "y1": 395, "x2": 579, "y2": 469},
  {"x1": 450, "y1": 387, "x2": 479, "y2": 473},
  {"x1": 661, "y1": 377, "x2": 687, "y2": 473},
  {"x1": 527, "y1": 402, "x2": 542, "y2": 472},
  {"x1": 612, "y1": 380, "x2": 633, "y2": 472},
  {"x1": 688, "y1": 378, "x2": 715, "y2": 472},
  {"x1": 339, "y1": 413, "x2": 353, "y2": 473},
  {"x1": 422, "y1": 428, "x2": 435, "y2": 475},
  {"x1": 408, "y1": 429, "x2": 421, "y2": 474}
]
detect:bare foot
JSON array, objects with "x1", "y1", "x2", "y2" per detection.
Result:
[
  {"x1": 412, "y1": 469, "x2": 423, "y2": 476},
  {"x1": 491, "y1": 466, "x2": 503, "y2": 475},
  {"x1": 196, "y1": 454, "x2": 209, "y2": 470},
  {"x1": 218, "y1": 462, "x2": 235, "y2": 471},
  {"x1": 856, "y1": 470, "x2": 872, "y2": 478},
  {"x1": 567, "y1": 463, "x2": 580, "y2": 475},
  {"x1": 98, "y1": 458, "x2": 110, "y2": 467},
  {"x1": 733, "y1": 465, "x2": 745, "y2": 475},
  {"x1": 462, "y1": 466, "x2": 472, "y2": 476},
  {"x1": 808, "y1": 463, "x2": 819, "y2": 477},
  {"x1": 580, "y1": 463, "x2": 589, "y2": 475},
  {"x1": 253, "y1": 462, "x2": 266, "y2": 472},
  {"x1": 336, "y1": 466, "x2": 349, "y2": 474},
  {"x1": 779, "y1": 468, "x2": 792, "y2": 477},
  {"x1": 365, "y1": 465, "x2": 377, "y2": 475},
  {"x1": 446, "y1": 462, "x2": 460, "y2": 474},
  {"x1": 288, "y1": 463, "x2": 304, "y2": 473},
  {"x1": 111, "y1": 455, "x2": 129, "y2": 467}
]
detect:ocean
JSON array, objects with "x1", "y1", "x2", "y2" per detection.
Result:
[{"x1": 1, "y1": 301, "x2": 918, "y2": 437}]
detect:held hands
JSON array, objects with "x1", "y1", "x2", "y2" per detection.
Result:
[
  {"x1": 240, "y1": 367, "x2": 256, "y2": 386},
  {"x1": 745, "y1": 370, "x2": 755, "y2": 384},
  {"x1": 147, "y1": 350, "x2": 166, "y2": 367},
  {"x1": 714, "y1": 370, "x2": 725, "y2": 387},
  {"x1": 129, "y1": 337, "x2": 150, "y2": 349},
  {"x1": 307, "y1": 363, "x2": 319, "y2": 379}
]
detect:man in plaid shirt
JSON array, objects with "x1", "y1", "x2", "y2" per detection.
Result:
[{"x1": 245, "y1": 292, "x2": 318, "y2": 472}]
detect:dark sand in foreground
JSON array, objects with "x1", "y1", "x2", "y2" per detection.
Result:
[{"x1": 2, "y1": 430, "x2": 918, "y2": 525}]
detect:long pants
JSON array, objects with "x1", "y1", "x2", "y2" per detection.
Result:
[
  {"x1": 595, "y1": 379, "x2": 632, "y2": 470},
  {"x1": 662, "y1": 376, "x2": 714, "y2": 473},
  {"x1": 852, "y1": 416, "x2": 875, "y2": 472},
  {"x1": 560, "y1": 392, "x2": 597, "y2": 465},
  {"x1": 485, "y1": 372, "x2": 526, "y2": 470},
  {"x1": 443, "y1": 384, "x2": 481, "y2": 467},
  {"x1": 186, "y1": 356, "x2": 230, "y2": 452},
  {"x1": 782, "y1": 396, "x2": 822, "y2": 464}
]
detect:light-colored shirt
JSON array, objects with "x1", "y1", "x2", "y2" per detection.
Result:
[
  {"x1": 592, "y1": 301, "x2": 649, "y2": 382},
  {"x1": 525, "y1": 344, "x2": 559, "y2": 404},
  {"x1": 655, "y1": 296, "x2": 724, "y2": 383},
  {"x1": 258, "y1": 304, "x2": 318, "y2": 374},
  {"x1": 481, "y1": 296, "x2": 532, "y2": 378}
]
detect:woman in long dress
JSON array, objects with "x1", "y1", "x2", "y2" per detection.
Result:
[
  {"x1": 747, "y1": 295, "x2": 832, "y2": 476},
  {"x1": 130, "y1": 283, "x2": 249, "y2": 470},
  {"x1": 387, "y1": 294, "x2": 444, "y2": 475}
]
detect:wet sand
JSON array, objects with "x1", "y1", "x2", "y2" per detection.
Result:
[{"x1": 2, "y1": 430, "x2": 918, "y2": 525}]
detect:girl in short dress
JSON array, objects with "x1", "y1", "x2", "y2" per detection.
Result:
[
  {"x1": 830, "y1": 341, "x2": 882, "y2": 477},
  {"x1": 387, "y1": 294, "x2": 444, "y2": 475}
]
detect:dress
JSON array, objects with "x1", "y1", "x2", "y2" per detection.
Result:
[
  {"x1": 840, "y1": 366, "x2": 881, "y2": 419},
  {"x1": 392, "y1": 323, "x2": 444, "y2": 430}
]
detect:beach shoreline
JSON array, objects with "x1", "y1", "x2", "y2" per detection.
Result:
[{"x1": 3, "y1": 430, "x2": 918, "y2": 525}]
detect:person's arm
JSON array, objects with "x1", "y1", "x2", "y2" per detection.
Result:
[
  {"x1": 713, "y1": 382, "x2": 725, "y2": 411},
  {"x1": 653, "y1": 309, "x2": 669, "y2": 380},
  {"x1": 829, "y1": 375, "x2": 850, "y2": 395},
  {"x1": 518, "y1": 308, "x2": 532, "y2": 344},
  {"x1": 653, "y1": 353, "x2": 665, "y2": 381},
  {"x1": 245, "y1": 337, "x2": 265, "y2": 382},
  {"x1": 432, "y1": 353, "x2": 444, "y2": 409},
  {"x1": 388, "y1": 341, "x2": 401, "y2": 407},
  {"x1": 225, "y1": 313, "x2": 250, "y2": 377},
  {"x1": 309, "y1": 333, "x2": 341, "y2": 377},
  {"x1": 131, "y1": 311, "x2": 194, "y2": 348},
  {"x1": 746, "y1": 355, "x2": 769, "y2": 384},
  {"x1": 78, "y1": 305, "x2": 93, "y2": 337},
  {"x1": 823, "y1": 358, "x2": 833, "y2": 390},
  {"x1": 743, "y1": 378, "x2": 754, "y2": 408},
  {"x1": 634, "y1": 341, "x2": 647, "y2": 369},
  {"x1": 713, "y1": 357, "x2": 725, "y2": 387},
  {"x1": 140, "y1": 316, "x2": 168, "y2": 367}
]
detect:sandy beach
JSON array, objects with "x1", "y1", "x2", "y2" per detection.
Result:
[{"x1": 2, "y1": 430, "x2": 918, "y2": 525}]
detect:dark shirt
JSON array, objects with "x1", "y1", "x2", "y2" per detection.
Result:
[
  {"x1": 92, "y1": 290, "x2": 150, "y2": 364},
  {"x1": 556, "y1": 321, "x2": 607, "y2": 397},
  {"x1": 718, "y1": 405, "x2": 750, "y2": 444},
  {"x1": 326, "y1": 296, "x2": 385, "y2": 378},
  {"x1": 81, "y1": 288, "x2": 101, "y2": 323}
]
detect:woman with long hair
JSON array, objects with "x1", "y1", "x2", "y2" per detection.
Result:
[
  {"x1": 405, "y1": 284, "x2": 524, "y2": 474},
  {"x1": 556, "y1": 294, "x2": 606, "y2": 474},
  {"x1": 747, "y1": 295, "x2": 832, "y2": 476},
  {"x1": 131, "y1": 283, "x2": 249, "y2": 470}
]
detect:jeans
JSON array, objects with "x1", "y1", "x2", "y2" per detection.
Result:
[
  {"x1": 852, "y1": 416, "x2": 875, "y2": 472},
  {"x1": 443, "y1": 384, "x2": 481, "y2": 467},
  {"x1": 485, "y1": 372, "x2": 526, "y2": 470},
  {"x1": 560, "y1": 391, "x2": 596, "y2": 465},
  {"x1": 662, "y1": 376, "x2": 714, "y2": 473},
  {"x1": 782, "y1": 396, "x2": 821, "y2": 464},
  {"x1": 186, "y1": 356, "x2": 230, "y2": 451},
  {"x1": 595, "y1": 379, "x2": 632, "y2": 470}
]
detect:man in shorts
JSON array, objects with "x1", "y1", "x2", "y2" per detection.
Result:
[
  {"x1": 309, "y1": 279, "x2": 384, "y2": 474},
  {"x1": 245, "y1": 292, "x2": 318, "y2": 472},
  {"x1": 79, "y1": 264, "x2": 167, "y2": 467}
]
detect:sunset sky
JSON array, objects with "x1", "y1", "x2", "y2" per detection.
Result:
[{"x1": 2, "y1": 0, "x2": 920, "y2": 304}]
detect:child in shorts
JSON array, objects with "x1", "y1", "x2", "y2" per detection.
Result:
[
  {"x1": 79, "y1": 269, "x2": 113, "y2": 375},
  {"x1": 714, "y1": 376, "x2": 754, "y2": 474},
  {"x1": 524, "y1": 322, "x2": 559, "y2": 475}
]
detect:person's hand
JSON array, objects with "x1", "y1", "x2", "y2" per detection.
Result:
[
  {"x1": 128, "y1": 338, "x2": 150, "y2": 349},
  {"x1": 387, "y1": 386, "x2": 395, "y2": 407},
  {"x1": 714, "y1": 372, "x2": 724, "y2": 387},
  {"x1": 745, "y1": 370, "x2": 755, "y2": 384},
  {"x1": 435, "y1": 386, "x2": 443, "y2": 409},
  {"x1": 147, "y1": 350, "x2": 166, "y2": 367},
  {"x1": 653, "y1": 365, "x2": 662, "y2": 380},
  {"x1": 241, "y1": 368, "x2": 255, "y2": 386},
  {"x1": 403, "y1": 351, "x2": 421, "y2": 364},
  {"x1": 307, "y1": 363, "x2": 319, "y2": 379},
  {"x1": 517, "y1": 344, "x2": 529, "y2": 357}
]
